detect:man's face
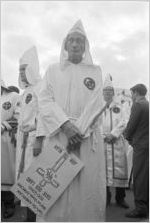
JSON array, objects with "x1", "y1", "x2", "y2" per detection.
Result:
[
  {"x1": 131, "y1": 90, "x2": 137, "y2": 102},
  {"x1": 19, "y1": 64, "x2": 28, "y2": 83},
  {"x1": 65, "y1": 32, "x2": 85, "y2": 63},
  {"x1": 103, "y1": 88, "x2": 114, "y2": 103}
]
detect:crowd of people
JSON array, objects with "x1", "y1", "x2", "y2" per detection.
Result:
[{"x1": 1, "y1": 20, "x2": 149, "y2": 222}]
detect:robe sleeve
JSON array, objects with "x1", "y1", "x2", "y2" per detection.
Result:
[
  {"x1": 2, "y1": 121, "x2": 12, "y2": 130},
  {"x1": 36, "y1": 68, "x2": 69, "y2": 137},
  {"x1": 111, "y1": 119, "x2": 126, "y2": 138},
  {"x1": 75, "y1": 66, "x2": 103, "y2": 136}
]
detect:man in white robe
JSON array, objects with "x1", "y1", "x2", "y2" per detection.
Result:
[
  {"x1": 15, "y1": 46, "x2": 42, "y2": 221},
  {"x1": 102, "y1": 74, "x2": 129, "y2": 208},
  {"x1": 1, "y1": 80, "x2": 19, "y2": 218},
  {"x1": 33, "y1": 20, "x2": 106, "y2": 222}
]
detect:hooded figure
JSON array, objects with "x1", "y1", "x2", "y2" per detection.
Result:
[
  {"x1": 60, "y1": 20, "x2": 93, "y2": 68},
  {"x1": 16, "y1": 46, "x2": 42, "y2": 180},
  {"x1": 36, "y1": 20, "x2": 106, "y2": 222},
  {"x1": 1, "y1": 79, "x2": 19, "y2": 218},
  {"x1": 15, "y1": 46, "x2": 42, "y2": 221},
  {"x1": 102, "y1": 74, "x2": 130, "y2": 207}
]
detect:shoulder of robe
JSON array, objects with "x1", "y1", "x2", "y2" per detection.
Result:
[
  {"x1": 82, "y1": 64, "x2": 102, "y2": 80},
  {"x1": 45, "y1": 63, "x2": 60, "y2": 81},
  {"x1": 46, "y1": 63, "x2": 59, "y2": 73},
  {"x1": 83, "y1": 63, "x2": 102, "y2": 71},
  {"x1": 113, "y1": 101, "x2": 122, "y2": 108},
  {"x1": 93, "y1": 64, "x2": 102, "y2": 69},
  {"x1": 89, "y1": 65, "x2": 102, "y2": 78}
]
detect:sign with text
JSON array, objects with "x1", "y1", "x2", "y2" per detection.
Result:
[{"x1": 11, "y1": 140, "x2": 84, "y2": 216}]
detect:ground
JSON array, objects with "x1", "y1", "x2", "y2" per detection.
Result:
[
  {"x1": 1, "y1": 188, "x2": 149, "y2": 222},
  {"x1": 106, "y1": 188, "x2": 149, "y2": 222}
]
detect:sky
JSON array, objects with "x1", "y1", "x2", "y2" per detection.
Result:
[{"x1": 1, "y1": 1, "x2": 149, "y2": 90}]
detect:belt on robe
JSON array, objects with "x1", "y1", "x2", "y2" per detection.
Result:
[{"x1": 17, "y1": 132, "x2": 29, "y2": 179}]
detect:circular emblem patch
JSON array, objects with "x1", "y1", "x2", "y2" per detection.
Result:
[
  {"x1": 25, "y1": 93, "x2": 32, "y2": 104},
  {"x1": 84, "y1": 77, "x2": 95, "y2": 90},
  {"x1": 112, "y1": 106, "x2": 120, "y2": 114},
  {"x1": 2, "y1": 101, "x2": 11, "y2": 110}
]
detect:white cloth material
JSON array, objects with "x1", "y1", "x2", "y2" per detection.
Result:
[
  {"x1": 13, "y1": 95, "x2": 22, "y2": 121},
  {"x1": 126, "y1": 145, "x2": 133, "y2": 183},
  {"x1": 75, "y1": 82, "x2": 104, "y2": 151},
  {"x1": 103, "y1": 101, "x2": 129, "y2": 187},
  {"x1": 36, "y1": 20, "x2": 106, "y2": 222},
  {"x1": 15, "y1": 85, "x2": 41, "y2": 179},
  {"x1": 1, "y1": 92, "x2": 20, "y2": 191},
  {"x1": 19, "y1": 46, "x2": 41, "y2": 89},
  {"x1": 16, "y1": 46, "x2": 42, "y2": 182},
  {"x1": 103, "y1": 73, "x2": 113, "y2": 89},
  {"x1": 121, "y1": 100, "x2": 132, "y2": 124},
  {"x1": 76, "y1": 82, "x2": 104, "y2": 136},
  {"x1": 60, "y1": 19, "x2": 93, "y2": 70}
]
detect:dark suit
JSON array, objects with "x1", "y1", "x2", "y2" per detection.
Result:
[{"x1": 125, "y1": 97, "x2": 149, "y2": 214}]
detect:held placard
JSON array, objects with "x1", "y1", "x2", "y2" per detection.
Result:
[{"x1": 11, "y1": 140, "x2": 84, "y2": 216}]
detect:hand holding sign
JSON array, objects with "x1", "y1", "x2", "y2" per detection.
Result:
[{"x1": 11, "y1": 140, "x2": 84, "y2": 217}]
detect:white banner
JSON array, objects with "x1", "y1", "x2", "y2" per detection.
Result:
[{"x1": 11, "y1": 140, "x2": 84, "y2": 216}]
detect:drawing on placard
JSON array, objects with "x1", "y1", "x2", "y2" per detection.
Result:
[{"x1": 36, "y1": 152, "x2": 69, "y2": 188}]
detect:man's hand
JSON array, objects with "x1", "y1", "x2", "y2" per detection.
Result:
[
  {"x1": 33, "y1": 136, "x2": 44, "y2": 157},
  {"x1": 8, "y1": 119, "x2": 18, "y2": 129},
  {"x1": 1, "y1": 125, "x2": 6, "y2": 135},
  {"x1": 106, "y1": 99, "x2": 113, "y2": 107},
  {"x1": 61, "y1": 121, "x2": 84, "y2": 148}
]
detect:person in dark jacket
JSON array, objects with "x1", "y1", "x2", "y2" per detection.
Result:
[{"x1": 124, "y1": 84, "x2": 149, "y2": 218}]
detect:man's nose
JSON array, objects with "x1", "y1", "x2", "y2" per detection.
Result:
[{"x1": 72, "y1": 40, "x2": 78, "y2": 47}]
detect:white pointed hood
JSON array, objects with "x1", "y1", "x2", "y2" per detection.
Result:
[
  {"x1": 60, "y1": 20, "x2": 93, "y2": 69},
  {"x1": 103, "y1": 73, "x2": 114, "y2": 89},
  {"x1": 19, "y1": 46, "x2": 41, "y2": 89}
]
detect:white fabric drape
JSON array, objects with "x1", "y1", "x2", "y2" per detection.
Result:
[
  {"x1": 18, "y1": 46, "x2": 41, "y2": 90},
  {"x1": 36, "y1": 20, "x2": 106, "y2": 222},
  {"x1": 1, "y1": 92, "x2": 20, "y2": 191},
  {"x1": 16, "y1": 46, "x2": 42, "y2": 180},
  {"x1": 103, "y1": 101, "x2": 129, "y2": 187}
]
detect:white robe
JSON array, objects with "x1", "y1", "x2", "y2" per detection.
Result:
[
  {"x1": 103, "y1": 101, "x2": 129, "y2": 187},
  {"x1": 36, "y1": 63, "x2": 106, "y2": 222},
  {"x1": 16, "y1": 85, "x2": 39, "y2": 180},
  {"x1": 1, "y1": 92, "x2": 19, "y2": 191}
]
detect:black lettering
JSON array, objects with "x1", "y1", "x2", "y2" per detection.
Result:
[
  {"x1": 26, "y1": 177, "x2": 36, "y2": 186},
  {"x1": 42, "y1": 191, "x2": 51, "y2": 201},
  {"x1": 35, "y1": 184, "x2": 42, "y2": 192},
  {"x1": 54, "y1": 145, "x2": 63, "y2": 153}
]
